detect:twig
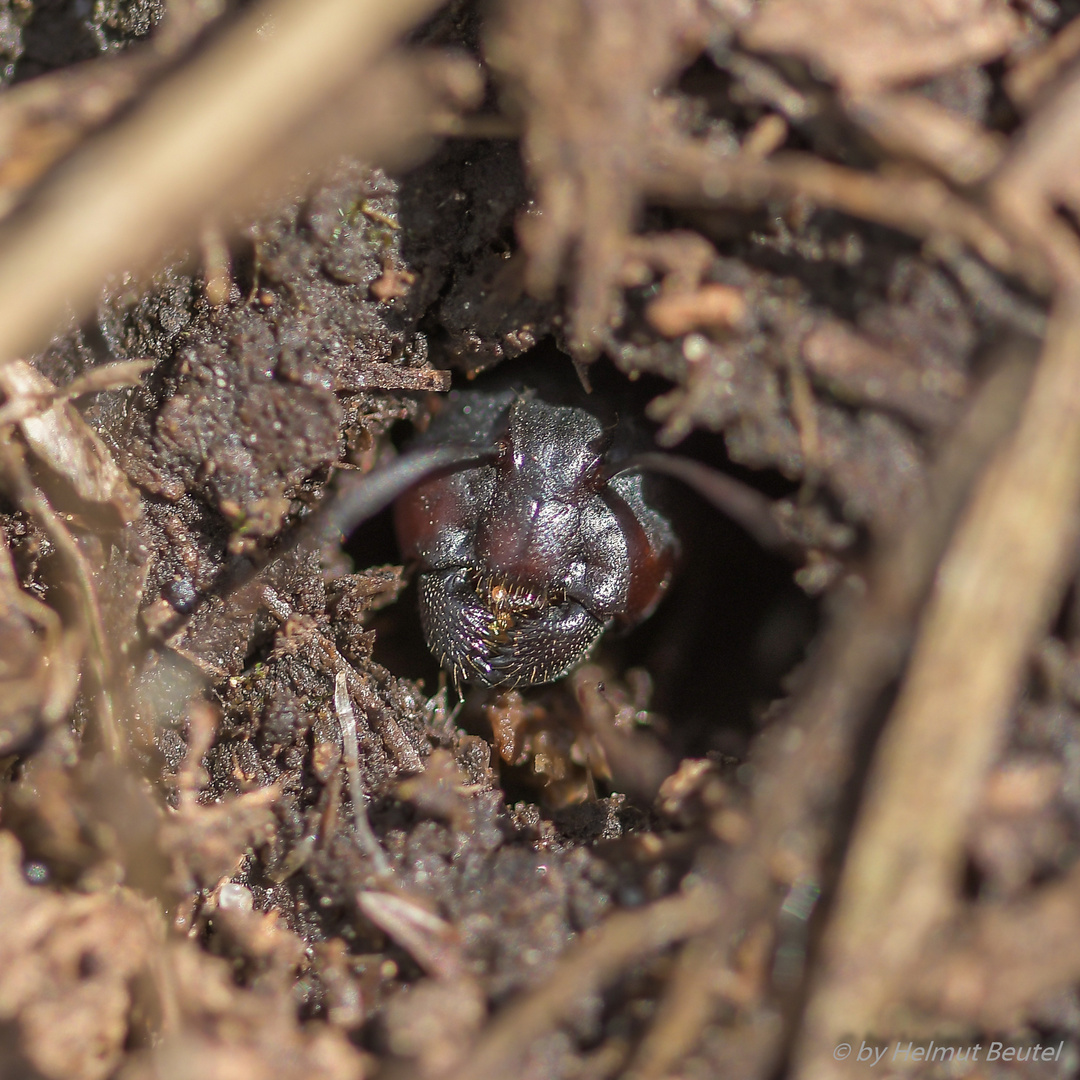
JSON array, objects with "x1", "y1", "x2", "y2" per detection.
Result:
[
  {"x1": 625, "y1": 934, "x2": 727, "y2": 1080},
  {"x1": 992, "y1": 64, "x2": 1080, "y2": 288},
  {"x1": 436, "y1": 886, "x2": 722, "y2": 1080},
  {"x1": 334, "y1": 363, "x2": 452, "y2": 393},
  {"x1": 709, "y1": 46, "x2": 817, "y2": 122},
  {"x1": 1005, "y1": 14, "x2": 1080, "y2": 110},
  {"x1": 843, "y1": 91, "x2": 1004, "y2": 187},
  {"x1": 737, "y1": 0, "x2": 1020, "y2": 95},
  {"x1": 334, "y1": 671, "x2": 392, "y2": 878},
  {"x1": 799, "y1": 320, "x2": 965, "y2": 431},
  {"x1": 928, "y1": 239, "x2": 1048, "y2": 339},
  {"x1": 0, "y1": 0, "x2": 446, "y2": 368},
  {"x1": 645, "y1": 143, "x2": 1044, "y2": 293},
  {"x1": 792, "y1": 297, "x2": 1080, "y2": 1079},
  {"x1": 634, "y1": 346, "x2": 1034, "y2": 1077}
]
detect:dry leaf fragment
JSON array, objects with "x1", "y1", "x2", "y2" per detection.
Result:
[
  {"x1": 357, "y1": 890, "x2": 463, "y2": 979},
  {"x1": 0, "y1": 360, "x2": 143, "y2": 522}
]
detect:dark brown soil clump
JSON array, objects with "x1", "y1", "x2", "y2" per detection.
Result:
[{"x1": 2, "y1": 2, "x2": 1080, "y2": 1079}]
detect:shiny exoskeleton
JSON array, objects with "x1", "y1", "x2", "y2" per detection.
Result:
[{"x1": 393, "y1": 370, "x2": 678, "y2": 689}]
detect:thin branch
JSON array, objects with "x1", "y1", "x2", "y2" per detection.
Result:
[
  {"x1": 436, "y1": 886, "x2": 722, "y2": 1080},
  {"x1": 334, "y1": 671, "x2": 392, "y2": 879},
  {"x1": 792, "y1": 297, "x2": 1080, "y2": 1079},
  {"x1": 0, "y1": 0, "x2": 446, "y2": 368},
  {"x1": 645, "y1": 143, "x2": 1045, "y2": 293}
]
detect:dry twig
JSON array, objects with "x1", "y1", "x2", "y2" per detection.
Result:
[
  {"x1": 0, "y1": 0, "x2": 460, "y2": 368},
  {"x1": 436, "y1": 886, "x2": 722, "y2": 1080},
  {"x1": 792, "y1": 294, "x2": 1080, "y2": 1080},
  {"x1": 631, "y1": 347, "x2": 1034, "y2": 1078}
]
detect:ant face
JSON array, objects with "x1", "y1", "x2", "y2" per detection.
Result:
[
  {"x1": 394, "y1": 380, "x2": 677, "y2": 689},
  {"x1": 307, "y1": 357, "x2": 785, "y2": 692}
]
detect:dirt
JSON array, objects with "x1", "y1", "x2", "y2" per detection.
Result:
[{"x1": 2, "y1": 1, "x2": 1080, "y2": 1079}]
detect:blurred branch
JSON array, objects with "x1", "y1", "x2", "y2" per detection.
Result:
[
  {"x1": 992, "y1": 64, "x2": 1080, "y2": 287},
  {"x1": 1005, "y1": 14, "x2": 1080, "y2": 111},
  {"x1": 614, "y1": 343, "x2": 1036, "y2": 1080},
  {"x1": 437, "y1": 886, "x2": 721, "y2": 1080},
  {"x1": 645, "y1": 143, "x2": 1041, "y2": 291},
  {"x1": 843, "y1": 92, "x2": 1005, "y2": 187},
  {"x1": 738, "y1": 0, "x2": 1021, "y2": 96},
  {"x1": 0, "y1": 0, "x2": 454, "y2": 368},
  {"x1": 0, "y1": 0, "x2": 227, "y2": 224}
]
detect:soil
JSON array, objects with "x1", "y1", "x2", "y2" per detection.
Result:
[{"x1": 1, "y1": 2, "x2": 1080, "y2": 1079}]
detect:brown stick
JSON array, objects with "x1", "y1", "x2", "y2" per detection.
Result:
[
  {"x1": 436, "y1": 887, "x2": 722, "y2": 1080},
  {"x1": 0, "y1": 0, "x2": 444, "y2": 368},
  {"x1": 792, "y1": 296, "x2": 1080, "y2": 1080},
  {"x1": 645, "y1": 143, "x2": 1042, "y2": 291}
]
